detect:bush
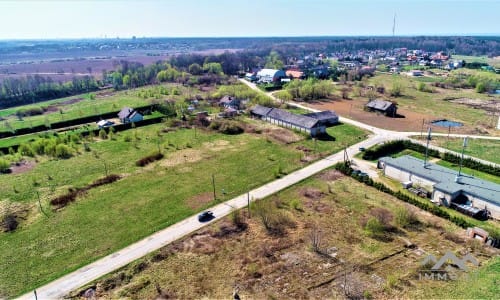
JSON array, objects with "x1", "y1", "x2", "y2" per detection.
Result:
[
  {"x1": 395, "y1": 206, "x2": 419, "y2": 228},
  {"x1": 0, "y1": 158, "x2": 10, "y2": 173},
  {"x1": 364, "y1": 217, "x2": 384, "y2": 238},
  {"x1": 55, "y1": 144, "x2": 73, "y2": 159},
  {"x1": 1, "y1": 214, "x2": 18, "y2": 232},
  {"x1": 99, "y1": 129, "x2": 108, "y2": 139},
  {"x1": 209, "y1": 119, "x2": 244, "y2": 135}
]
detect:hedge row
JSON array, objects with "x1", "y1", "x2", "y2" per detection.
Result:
[
  {"x1": 443, "y1": 152, "x2": 500, "y2": 177},
  {"x1": 0, "y1": 116, "x2": 165, "y2": 155},
  {"x1": 0, "y1": 104, "x2": 157, "y2": 138},
  {"x1": 333, "y1": 162, "x2": 475, "y2": 230},
  {"x1": 361, "y1": 140, "x2": 440, "y2": 161},
  {"x1": 362, "y1": 139, "x2": 499, "y2": 177}
]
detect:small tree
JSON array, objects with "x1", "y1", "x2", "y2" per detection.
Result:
[
  {"x1": 0, "y1": 158, "x2": 10, "y2": 173},
  {"x1": 55, "y1": 144, "x2": 73, "y2": 159},
  {"x1": 364, "y1": 217, "x2": 384, "y2": 238},
  {"x1": 390, "y1": 80, "x2": 404, "y2": 97},
  {"x1": 99, "y1": 129, "x2": 108, "y2": 139}
]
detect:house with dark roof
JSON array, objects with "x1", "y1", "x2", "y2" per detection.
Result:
[
  {"x1": 118, "y1": 107, "x2": 143, "y2": 124},
  {"x1": 303, "y1": 111, "x2": 339, "y2": 126},
  {"x1": 250, "y1": 105, "x2": 326, "y2": 137},
  {"x1": 365, "y1": 99, "x2": 397, "y2": 117},
  {"x1": 219, "y1": 95, "x2": 243, "y2": 110},
  {"x1": 379, "y1": 155, "x2": 500, "y2": 220}
]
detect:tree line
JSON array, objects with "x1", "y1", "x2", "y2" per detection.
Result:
[{"x1": 0, "y1": 75, "x2": 99, "y2": 109}]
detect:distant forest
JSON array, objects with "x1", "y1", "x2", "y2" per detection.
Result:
[{"x1": 0, "y1": 36, "x2": 498, "y2": 109}]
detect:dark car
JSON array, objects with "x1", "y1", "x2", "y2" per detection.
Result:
[
  {"x1": 198, "y1": 211, "x2": 214, "y2": 222},
  {"x1": 359, "y1": 147, "x2": 366, "y2": 152}
]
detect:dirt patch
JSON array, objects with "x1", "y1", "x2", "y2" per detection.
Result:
[
  {"x1": 309, "y1": 99, "x2": 436, "y2": 132},
  {"x1": 160, "y1": 149, "x2": 204, "y2": 167},
  {"x1": 448, "y1": 98, "x2": 500, "y2": 115},
  {"x1": 10, "y1": 160, "x2": 36, "y2": 174},
  {"x1": 96, "y1": 91, "x2": 116, "y2": 98},
  {"x1": 60, "y1": 97, "x2": 85, "y2": 105},
  {"x1": 317, "y1": 170, "x2": 344, "y2": 181},
  {"x1": 300, "y1": 188, "x2": 325, "y2": 201},
  {"x1": 186, "y1": 192, "x2": 213, "y2": 210},
  {"x1": 202, "y1": 140, "x2": 232, "y2": 151},
  {"x1": 267, "y1": 128, "x2": 304, "y2": 144},
  {"x1": 180, "y1": 232, "x2": 223, "y2": 255}
]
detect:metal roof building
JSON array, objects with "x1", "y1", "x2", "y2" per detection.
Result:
[
  {"x1": 379, "y1": 155, "x2": 500, "y2": 219},
  {"x1": 250, "y1": 105, "x2": 326, "y2": 137},
  {"x1": 256, "y1": 69, "x2": 286, "y2": 83}
]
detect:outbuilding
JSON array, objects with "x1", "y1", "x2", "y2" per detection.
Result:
[
  {"x1": 118, "y1": 107, "x2": 143, "y2": 124},
  {"x1": 256, "y1": 69, "x2": 287, "y2": 83},
  {"x1": 365, "y1": 99, "x2": 397, "y2": 117}
]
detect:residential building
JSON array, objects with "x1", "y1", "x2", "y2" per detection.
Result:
[{"x1": 117, "y1": 107, "x2": 143, "y2": 124}]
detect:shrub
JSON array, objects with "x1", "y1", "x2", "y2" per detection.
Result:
[
  {"x1": 364, "y1": 217, "x2": 384, "y2": 238},
  {"x1": 18, "y1": 143, "x2": 35, "y2": 157},
  {"x1": 0, "y1": 158, "x2": 10, "y2": 173},
  {"x1": 395, "y1": 206, "x2": 419, "y2": 228},
  {"x1": 55, "y1": 144, "x2": 73, "y2": 159},
  {"x1": 99, "y1": 129, "x2": 108, "y2": 139},
  {"x1": 209, "y1": 119, "x2": 244, "y2": 135},
  {"x1": 1, "y1": 214, "x2": 18, "y2": 232}
]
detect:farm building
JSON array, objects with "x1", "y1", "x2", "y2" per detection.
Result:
[
  {"x1": 256, "y1": 69, "x2": 287, "y2": 83},
  {"x1": 250, "y1": 105, "x2": 326, "y2": 137},
  {"x1": 378, "y1": 155, "x2": 500, "y2": 220},
  {"x1": 365, "y1": 99, "x2": 397, "y2": 117},
  {"x1": 118, "y1": 107, "x2": 143, "y2": 124},
  {"x1": 303, "y1": 110, "x2": 339, "y2": 126},
  {"x1": 407, "y1": 70, "x2": 424, "y2": 76}
]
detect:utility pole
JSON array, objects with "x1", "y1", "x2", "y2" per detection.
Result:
[
  {"x1": 247, "y1": 192, "x2": 251, "y2": 218},
  {"x1": 212, "y1": 174, "x2": 216, "y2": 201},
  {"x1": 455, "y1": 137, "x2": 468, "y2": 183},
  {"x1": 420, "y1": 118, "x2": 425, "y2": 138},
  {"x1": 423, "y1": 127, "x2": 431, "y2": 168}
]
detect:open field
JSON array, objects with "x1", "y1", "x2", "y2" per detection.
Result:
[
  {"x1": 72, "y1": 172, "x2": 499, "y2": 299},
  {"x1": 0, "y1": 118, "x2": 367, "y2": 297},
  {"x1": 412, "y1": 136, "x2": 500, "y2": 165},
  {"x1": 308, "y1": 73, "x2": 499, "y2": 135},
  {"x1": 453, "y1": 55, "x2": 500, "y2": 68}
]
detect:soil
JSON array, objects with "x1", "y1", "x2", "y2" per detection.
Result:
[
  {"x1": 9, "y1": 160, "x2": 36, "y2": 174},
  {"x1": 307, "y1": 98, "x2": 496, "y2": 135},
  {"x1": 185, "y1": 192, "x2": 214, "y2": 210}
]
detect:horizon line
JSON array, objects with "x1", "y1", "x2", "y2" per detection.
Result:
[{"x1": 1, "y1": 33, "x2": 499, "y2": 42}]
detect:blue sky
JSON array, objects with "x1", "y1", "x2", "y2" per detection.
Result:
[{"x1": 0, "y1": 0, "x2": 498, "y2": 39}]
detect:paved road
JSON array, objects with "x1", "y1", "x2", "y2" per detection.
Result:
[{"x1": 20, "y1": 79, "x2": 499, "y2": 299}]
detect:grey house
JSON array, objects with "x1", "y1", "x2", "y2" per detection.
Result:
[
  {"x1": 365, "y1": 99, "x2": 397, "y2": 117},
  {"x1": 303, "y1": 111, "x2": 339, "y2": 126},
  {"x1": 250, "y1": 105, "x2": 326, "y2": 137},
  {"x1": 118, "y1": 107, "x2": 143, "y2": 124}
]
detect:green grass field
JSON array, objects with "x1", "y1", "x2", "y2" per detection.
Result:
[
  {"x1": 0, "y1": 83, "x2": 210, "y2": 132},
  {"x1": 417, "y1": 136, "x2": 500, "y2": 165},
  {"x1": 0, "y1": 120, "x2": 366, "y2": 297}
]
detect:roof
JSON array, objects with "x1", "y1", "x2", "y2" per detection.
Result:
[
  {"x1": 380, "y1": 155, "x2": 500, "y2": 207},
  {"x1": 118, "y1": 107, "x2": 135, "y2": 119},
  {"x1": 219, "y1": 95, "x2": 235, "y2": 104},
  {"x1": 304, "y1": 110, "x2": 339, "y2": 121},
  {"x1": 251, "y1": 105, "x2": 273, "y2": 117},
  {"x1": 366, "y1": 99, "x2": 395, "y2": 111},
  {"x1": 286, "y1": 70, "x2": 304, "y2": 78},
  {"x1": 267, "y1": 108, "x2": 319, "y2": 129},
  {"x1": 251, "y1": 105, "x2": 320, "y2": 129},
  {"x1": 257, "y1": 69, "x2": 283, "y2": 78}
]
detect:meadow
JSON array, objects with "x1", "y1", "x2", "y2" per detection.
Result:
[
  {"x1": 73, "y1": 171, "x2": 499, "y2": 299},
  {"x1": 0, "y1": 117, "x2": 366, "y2": 297}
]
